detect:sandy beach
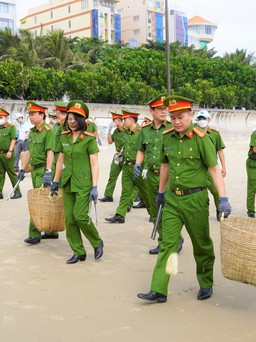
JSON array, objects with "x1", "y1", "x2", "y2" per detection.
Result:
[{"x1": 0, "y1": 132, "x2": 255, "y2": 342}]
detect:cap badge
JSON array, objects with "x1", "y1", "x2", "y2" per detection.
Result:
[
  {"x1": 161, "y1": 96, "x2": 166, "y2": 101},
  {"x1": 75, "y1": 103, "x2": 81, "y2": 108},
  {"x1": 169, "y1": 100, "x2": 177, "y2": 106}
]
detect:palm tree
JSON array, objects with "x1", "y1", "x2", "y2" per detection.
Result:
[
  {"x1": 41, "y1": 29, "x2": 73, "y2": 70},
  {"x1": 223, "y1": 49, "x2": 255, "y2": 66}
]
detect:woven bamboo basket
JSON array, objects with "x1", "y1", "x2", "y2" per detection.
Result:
[
  {"x1": 27, "y1": 188, "x2": 65, "y2": 232},
  {"x1": 220, "y1": 215, "x2": 256, "y2": 286}
]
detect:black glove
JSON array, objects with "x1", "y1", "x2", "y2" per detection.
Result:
[
  {"x1": 42, "y1": 171, "x2": 52, "y2": 187},
  {"x1": 218, "y1": 197, "x2": 232, "y2": 221},
  {"x1": 17, "y1": 169, "x2": 25, "y2": 181},
  {"x1": 50, "y1": 181, "x2": 59, "y2": 196},
  {"x1": 156, "y1": 192, "x2": 165, "y2": 207},
  {"x1": 89, "y1": 186, "x2": 98, "y2": 203}
]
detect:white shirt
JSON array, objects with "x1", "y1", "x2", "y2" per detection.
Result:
[{"x1": 18, "y1": 120, "x2": 30, "y2": 140}]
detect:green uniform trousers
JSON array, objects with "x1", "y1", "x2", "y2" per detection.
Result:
[
  {"x1": 246, "y1": 158, "x2": 256, "y2": 215},
  {"x1": 63, "y1": 183, "x2": 102, "y2": 255},
  {"x1": 151, "y1": 189, "x2": 215, "y2": 296},
  {"x1": 104, "y1": 154, "x2": 122, "y2": 197},
  {"x1": 116, "y1": 163, "x2": 151, "y2": 218},
  {"x1": 207, "y1": 172, "x2": 219, "y2": 210},
  {"x1": 0, "y1": 153, "x2": 21, "y2": 195},
  {"x1": 104, "y1": 155, "x2": 139, "y2": 203},
  {"x1": 29, "y1": 167, "x2": 46, "y2": 238}
]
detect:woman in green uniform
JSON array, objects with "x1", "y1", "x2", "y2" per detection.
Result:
[{"x1": 51, "y1": 100, "x2": 104, "y2": 264}]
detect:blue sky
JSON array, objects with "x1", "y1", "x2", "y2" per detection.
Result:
[{"x1": 16, "y1": 0, "x2": 256, "y2": 56}]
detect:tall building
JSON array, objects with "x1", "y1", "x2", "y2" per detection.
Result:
[
  {"x1": 0, "y1": 0, "x2": 17, "y2": 33},
  {"x1": 188, "y1": 16, "x2": 217, "y2": 49},
  {"x1": 169, "y1": 8, "x2": 188, "y2": 46},
  {"x1": 117, "y1": 0, "x2": 165, "y2": 47},
  {"x1": 20, "y1": 0, "x2": 121, "y2": 43}
]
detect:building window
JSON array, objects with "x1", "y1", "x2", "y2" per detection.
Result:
[
  {"x1": 81, "y1": 0, "x2": 89, "y2": 9},
  {"x1": 34, "y1": 16, "x2": 37, "y2": 24},
  {"x1": 93, "y1": 0, "x2": 98, "y2": 6},
  {"x1": 51, "y1": 11, "x2": 53, "y2": 19},
  {"x1": 68, "y1": 6, "x2": 71, "y2": 13},
  {"x1": 148, "y1": 32, "x2": 151, "y2": 38},
  {"x1": 0, "y1": 2, "x2": 8, "y2": 13},
  {"x1": 205, "y1": 26, "x2": 212, "y2": 35},
  {"x1": 0, "y1": 18, "x2": 14, "y2": 32},
  {"x1": 133, "y1": 15, "x2": 140, "y2": 22},
  {"x1": 134, "y1": 29, "x2": 140, "y2": 36},
  {"x1": 156, "y1": 1, "x2": 161, "y2": 8},
  {"x1": 68, "y1": 20, "x2": 71, "y2": 28},
  {"x1": 148, "y1": 0, "x2": 154, "y2": 7}
]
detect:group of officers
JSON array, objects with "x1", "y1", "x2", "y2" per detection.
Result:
[{"x1": 0, "y1": 94, "x2": 234, "y2": 302}]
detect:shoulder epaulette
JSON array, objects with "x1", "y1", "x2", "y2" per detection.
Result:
[
  {"x1": 193, "y1": 127, "x2": 205, "y2": 138},
  {"x1": 44, "y1": 125, "x2": 51, "y2": 131},
  {"x1": 142, "y1": 122, "x2": 152, "y2": 128},
  {"x1": 211, "y1": 127, "x2": 219, "y2": 132},
  {"x1": 84, "y1": 131, "x2": 95, "y2": 137},
  {"x1": 163, "y1": 127, "x2": 175, "y2": 135},
  {"x1": 61, "y1": 130, "x2": 71, "y2": 135}
]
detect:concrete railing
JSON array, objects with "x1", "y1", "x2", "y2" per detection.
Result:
[{"x1": 2, "y1": 100, "x2": 256, "y2": 134}]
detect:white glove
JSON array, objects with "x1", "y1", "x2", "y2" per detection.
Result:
[
  {"x1": 142, "y1": 169, "x2": 148, "y2": 179},
  {"x1": 108, "y1": 122, "x2": 116, "y2": 134}
]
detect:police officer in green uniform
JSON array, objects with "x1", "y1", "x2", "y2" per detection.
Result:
[
  {"x1": 195, "y1": 110, "x2": 227, "y2": 220},
  {"x1": 134, "y1": 94, "x2": 185, "y2": 255},
  {"x1": 18, "y1": 101, "x2": 55, "y2": 244},
  {"x1": 86, "y1": 118, "x2": 102, "y2": 146},
  {"x1": 51, "y1": 100, "x2": 104, "y2": 264},
  {"x1": 99, "y1": 112, "x2": 124, "y2": 202},
  {"x1": 105, "y1": 109, "x2": 151, "y2": 223},
  {"x1": 246, "y1": 130, "x2": 256, "y2": 217},
  {"x1": 0, "y1": 108, "x2": 22, "y2": 199},
  {"x1": 137, "y1": 95, "x2": 231, "y2": 303}
]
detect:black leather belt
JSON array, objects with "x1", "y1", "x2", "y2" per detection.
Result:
[
  {"x1": 171, "y1": 187, "x2": 207, "y2": 196},
  {"x1": 31, "y1": 163, "x2": 46, "y2": 170},
  {"x1": 150, "y1": 169, "x2": 160, "y2": 174},
  {"x1": 0, "y1": 150, "x2": 8, "y2": 154}
]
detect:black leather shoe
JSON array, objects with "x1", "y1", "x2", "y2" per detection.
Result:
[
  {"x1": 149, "y1": 245, "x2": 160, "y2": 255},
  {"x1": 41, "y1": 233, "x2": 59, "y2": 239},
  {"x1": 149, "y1": 215, "x2": 153, "y2": 222},
  {"x1": 94, "y1": 242, "x2": 104, "y2": 260},
  {"x1": 127, "y1": 205, "x2": 132, "y2": 212},
  {"x1": 178, "y1": 238, "x2": 184, "y2": 253},
  {"x1": 105, "y1": 214, "x2": 125, "y2": 223},
  {"x1": 197, "y1": 288, "x2": 213, "y2": 300},
  {"x1": 248, "y1": 214, "x2": 255, "y2": 218},
  {"x1": 134, "y1": 196, "x2": 140, "y2": 202},
  {"x1": 11, "y1": 193, "x2": 22, "y2": 199},
  {"x1": 137, "y1": 291, "x2": 167, "y2": 303},
  {"x1": 0, "y1": 193, "x2": 3, "y2": 199},
  {"x1": 99, "y1": 196, "x2": 113, "y2": 202},
  {"x1": 24, "y1": 237, "x2": 41, "y2": 244},
  {"x1": 132, "y1": 200, "x2": 146, "y2": 209},
  {"x1": 66, "y1": 254, "x2": 86, "y2": 264}
]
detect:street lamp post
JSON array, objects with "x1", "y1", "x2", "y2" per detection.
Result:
[{"x1": 165, "y1": 0, "x2": 171, "y2": 95}]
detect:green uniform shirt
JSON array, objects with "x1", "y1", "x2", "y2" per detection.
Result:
[
  {"x1": 161, "y1": 123, "x2": 217, "y2": 189},
  {"x1": 111, "y1": 126, "x2": 125, "y2": 153},
  {"x1": 206, "y1": 127, "x2": 225, "y2": 152},
  {"x1": 0, "y1": 124, "x2": 16, "y2": 150},
  {"x1": 86, "y1": 121, "x2": 97, "y2": 134},
  {"x1": 58, "y1": 131, "x2": 99, "y2": 191},
  {"x1": 248, "y1": 130, "x2": 256, "y2": 160},
  {"x1": 122, "y1": 125, "x2": 140, "y2": 162},
  {"x1": 137, "y1": 120, "x2": 172, "y2": 170},
  {"x1": 54, "y1": 120, "x2": 66, "y2": 153},
  {"x1": 28, "y1": 122, "x2": 55, "y2": 166}
]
